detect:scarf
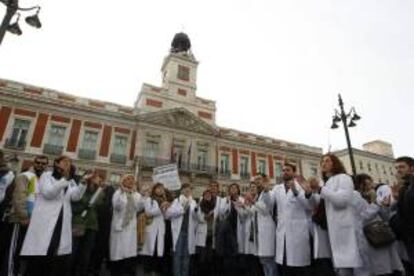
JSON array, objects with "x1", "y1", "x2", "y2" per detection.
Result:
[
  {"x1": 200, "y1": 196, "x2": 216, "y2": 214},
  {"x1": 152, "y1": 193, "x2": 167, "y2": 208},
  {"x1": 121, "y1": 192, "x2": 135, "y2": 229}
]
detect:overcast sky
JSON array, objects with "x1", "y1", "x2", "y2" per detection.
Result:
[{"x1": 0, "y1": 0, "x2": 413, "y2": 157}]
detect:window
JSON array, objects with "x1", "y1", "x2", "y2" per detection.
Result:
[
  {"x1": 240, "y1": 156, "x2": 249, "y2": 176},
  {"x1": 177, "y1": 65, "x2": 190, "y2": 81},
  {"x1": 367, "y1": 162, "x2": 372, "y2": 172},
  {"x1": 382, "y1": 165, "x2": 387, "y2": 175},
  {"x1": 172, "y1": 145, "x2": 184, "y2": 168},
  {"x1": 359, "y1": 161, "x2": 364, "y2": 171},
  {"x1": 220, "y1": 154, "x2": 230, "y2": 174},
  {"x1": 8, "y1": 119, "x2": 30, "y2": 147},
  {"x1": 258, "y1": 160, "x2": 266, "y2": 175},
  {"x1": 144, "y1": 140, "x2": 159, "y2": 158},
  {"x1": 48, "y1": 125, "x2": 66, "y2": 146},
  {"x1": 197, "y1": 149, "x2": 208, "y2": 170},
  {"x1": 390, "y1": 167, "x2": 394, "y2": 176},
  {"x1": 81, "y1": 130, "x2": 98, "y2": 149},
  {"x1": 375, "y1": 163, "x2": 379, "y2": 173},
  {"x1": 109, "y1": 173, "x2": 121, "y2": 185},
  {"x1": 275, "y1": 162, "x2": 283, "y2": 183},
  {"x1": 112, "y1": 135, "x2": 127, "y2": 155}
]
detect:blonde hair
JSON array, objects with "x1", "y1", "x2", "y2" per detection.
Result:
[{"x1": 120, "y1": 173, "x2": 135, "y2": 185}]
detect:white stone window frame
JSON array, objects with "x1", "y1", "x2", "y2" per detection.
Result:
[
  {"x1": 5, "y1": 114, "x2": 35, "y2": 147},
  {"x1": 239, "y1": 155, "x2": 250, "y2": 175},
  {"x1": 45, "y1": 121, "x2": 70, "y2": 148},
  {"x1": 257, "y1": 158, "x2": 267, "y2": 176},
  {"x1": 78, "y1": 127, "x2": 101, "y2": 153},
  {"x1": 110, "y1": 133, "x2": 130, "y2": 157}
]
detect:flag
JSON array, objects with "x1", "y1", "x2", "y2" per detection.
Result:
[
  {"x1": 187, "y1": 141, "x2": 192, "y2": 167},
  {"x1": 170, "y1": 137, "x2": 176, "y2": 163}
]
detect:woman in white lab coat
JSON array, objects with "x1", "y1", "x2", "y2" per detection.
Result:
[
  {"x1": 309, "y1": 154, "x2": 363, "y2": 276},
  {"x1": 21, "y1": 156, "x2": 87, "y2": 276},
  {"x1": 109, "y1": 174, "x2": 144, "y2": 276},
  {"x1": 139, "y1": 183, "x2": 171, "y2": 275}
]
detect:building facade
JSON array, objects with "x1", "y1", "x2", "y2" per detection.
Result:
[
  {"x1": 0, "y1": 33, "x2": 322, "y2": 197},
  {"x1": 334, "y1": 140, "x2": 396, "y2": 185}
]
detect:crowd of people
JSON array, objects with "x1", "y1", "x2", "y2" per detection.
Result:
[{"x1": 0, "y1": 149, "x2": 413, "y2": 276}]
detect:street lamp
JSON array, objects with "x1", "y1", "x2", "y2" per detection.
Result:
[
  {"x1": 330, "y1": 94, "x2": 361, "y2": 177},
  {"x1": 0, "y1": 0, "x2": 42, "y2": 45}
]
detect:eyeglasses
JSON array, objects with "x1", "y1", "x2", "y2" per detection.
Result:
[{"x1": 35, "y1": 161, "x2": 48, "y2": 166}]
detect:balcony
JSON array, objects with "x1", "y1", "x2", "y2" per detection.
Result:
[
  {"x1": 240, "y1": 172, "x2": 251, "y2": 180},
  {"x1": 4, "y1": 138, "x2": 26, "y2": 150},
  {"x1": 43, "y1": 144, "x2": 64, "y2": 155},
  {"x1": 110, "y1": 153, "x2": 127, "y2": 164},
  {"x1": 78, "y1": 149, "x2": 96, "y2": 160},
  {"x1": 137, "y1": 156, "x2": 217, "y2": 175},
  {"x1": 219, "y1": 169, "x2": 231, "y2": 178}
]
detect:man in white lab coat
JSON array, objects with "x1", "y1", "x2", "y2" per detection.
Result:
[{"x1": 271, "y1": 163, "x2": 312, "y2": 276}]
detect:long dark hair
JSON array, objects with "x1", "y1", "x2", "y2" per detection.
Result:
[{"x1": 321, "y1": 153, "x2": 347, "y2": 181}]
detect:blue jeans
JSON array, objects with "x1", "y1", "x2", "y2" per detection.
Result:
[
  {"x1": 173, "y1": 231, "x2": 190, "y2": 276},
  {"x1": 259, "y1": 257, "x2": 279, "y2": 276}
]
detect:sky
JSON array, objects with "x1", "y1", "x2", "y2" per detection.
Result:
[{"x1": 0, "y1": 0, "x2": 413, "y2": 157}]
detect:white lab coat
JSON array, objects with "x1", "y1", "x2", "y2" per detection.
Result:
[
  {"x1": 242, "y1": 205, "x2": 257, "y2": 255},
  {"x1": 110, "y1": 189, "x2": 144, "y2": 261},
  {"x1": 353, "y1": 191, "x2": 404, "y2": 275},
  {"x1": 139, "y1": 198, "x2": 166, "y2": 256},
  {"x1": 0, "y1": 170, "x2": 14, "y2": 203},
  {"x1": 254, "y1": 191, "x2": 276, "y2": 257},
  {"x1": 272, "y1": 182, "x2": 312, "y2": 266},
  {"x1": 320, "y1": 173, "x2": 362, "y2": 268},
  {"x1": 21, "y1": 171, "x2": 86, "y2": 256},
  {"x1": 220, "y1": 196, "x2": 248, "y2": 254},
  {"x1": 195, "y1": 196, "x2": 224, "y2": 248},
  {"x1": 166, "y1": 197, "x2": 198, "y2": 254}
]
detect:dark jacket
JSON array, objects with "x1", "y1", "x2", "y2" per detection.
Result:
[{"x1": 397, "y1": 174, "x2": 414, "y2": 241}]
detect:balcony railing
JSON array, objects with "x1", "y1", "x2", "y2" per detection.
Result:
[
  {"x1": 43, "y1": 144, "x2": 64, "y2": 155},
  {"x1": 78, "y1": 149, "x2": 96, "y2": 160},
  {"x1": 4, "y1": 138, "x2": 26, "y2": 150},
  {"x1": 110, "y1": 153, "x2": 127, "y2": 164},
  {"x1": 240, "y1": 172, "x2": 251, "y2": 180},
  {"x1": 219, "y1": 170, "x2": 231, "y2": 178},
  {"x1": 138, "y1": 156, "x2": 218, "y2": 175}
]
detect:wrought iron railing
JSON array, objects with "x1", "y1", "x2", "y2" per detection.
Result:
[
  {"x1": 78, "y1": 149, "x2": 96, "y2": 160},
  {"x1": 43, "y1": 144, "x2": 64, "y2": 155},
  {"x1": 4, "y1": 138, "x2": 26, "y2": 150}
]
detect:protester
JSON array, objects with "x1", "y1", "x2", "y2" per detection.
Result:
[
  {"x1": 20, "y1": 155, "x2": 88, "y2": 276},
  {"x1": 194, "y1": 188, "x2": 219, "y2": 276},
  {"x1": 7, "y1": 155, "x2": 49, "y2": 276},
  {"x1": 272, "y1": 163, "x2": 312, "y2": 276},
  {"x1": 140, "y1": 183, "x2": 170, "y2": 276},
  {"x1": 252, "y1": 175, "x2": 278, "y2": 276},
  {"x1": 0, "y1": 150, "x2": 16, "y2": 276},
  {"x1": 89, "y1": 183, "x2": 115, "y2": 276},
  {"x1": 242, "y1": 182, "x2": 264, "y2": 276},
  {"x1": 167, "y1": 183, "x2": 197, "y2": 276},
  {"x1": 309, "y1": 153, "x2": 362, "y2": 276},
  {"x1": 305, "y1": 177, "x2": 335, "y2": 276},
  {"x1": 109, "y1": 174, "x2": 144, "y2": 276},
  {"x1": 217, "y1": 183, "x2": 247, "y2": 276},
  {"x1": 71, "y1": 171, "x2": 105, "y2": 276},
  {"x1": 392, "y1": 156, "x2": 414, "y2": 271},
  {"x1": 354, "y1": 174, "x2": 404, "y2": 276}
]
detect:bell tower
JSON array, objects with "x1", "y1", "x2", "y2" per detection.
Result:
[
  {"x1": 135, "y1": 32, "x2": 216, "y2": 125},
  {"x1": 161, "y1": 32, "x2": 198, "y2": 98}
]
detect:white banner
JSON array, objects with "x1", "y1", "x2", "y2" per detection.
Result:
[{"x1": 152, "y1": 164, "x2": 182, "y2": 191}]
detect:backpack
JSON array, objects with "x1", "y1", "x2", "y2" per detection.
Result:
[{"x1": 0, "y1": 172, "x2": 15, "y2": 223}]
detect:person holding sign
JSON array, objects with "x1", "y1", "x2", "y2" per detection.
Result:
[{"x1": 109, "y1": 174, "x2": 144, "y2": 276}]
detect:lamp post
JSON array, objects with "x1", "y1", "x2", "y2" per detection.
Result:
[
  {"x1": 330, "y1": 94, "x2": 361, "y2": 177},
  {"x1": 0, "y1": 0, "x2": 41, "y2": 46}
]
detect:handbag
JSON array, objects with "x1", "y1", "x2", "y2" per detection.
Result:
[{"x1": 363, "y1": 220, "x2": 396, "y2": 248}]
